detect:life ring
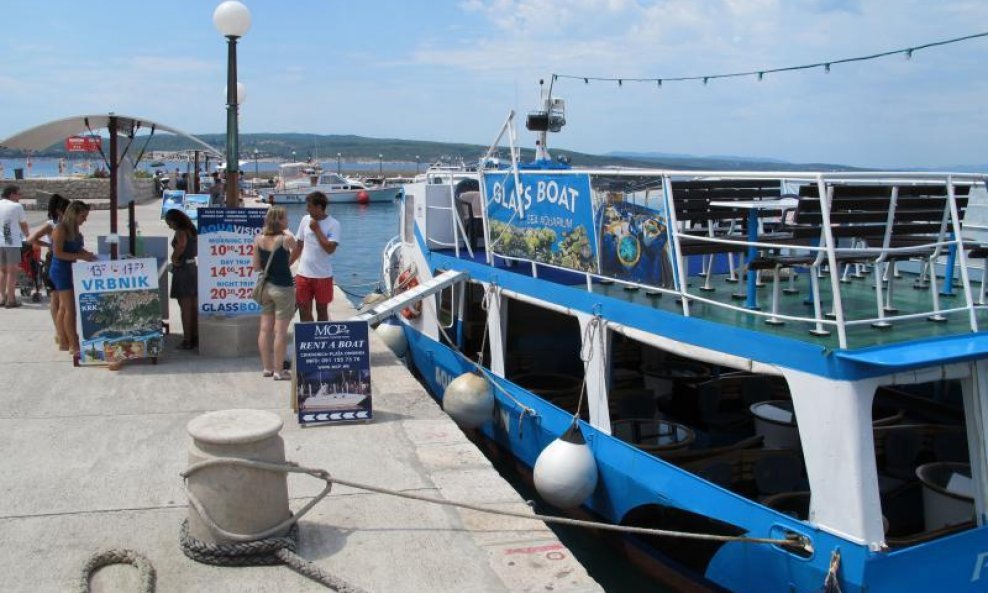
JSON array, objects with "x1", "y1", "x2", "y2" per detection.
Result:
[{"x1": 396, "y1": 267, "x2": 422, "y2": 319}]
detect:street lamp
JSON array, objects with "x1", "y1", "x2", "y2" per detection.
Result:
[
  {"x1": 291, "y1": 150, "x2": 296, "y2": 162},
  {"x1": 378, "y1": 153, "x2": 383, "y2": 177},
  {"x1": 253, "y1": 148, "x2": 259, "y2": 181},
  {"x1": 415, "y1": 154, "x2": 420, "y2": 174},
  {"x1": 213, "y1": 0, "x2": 251, "y2": 208},
  {"x1": 336, "y1": 152, "x2": 342, "y2": 175}
]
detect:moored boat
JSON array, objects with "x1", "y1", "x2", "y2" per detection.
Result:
[
  {"x1": 266, "y1": 162, "x2": 401, "y2": 204},
  {"x1": 372, "y1": 87, "x2": 988, "y2": 592}
]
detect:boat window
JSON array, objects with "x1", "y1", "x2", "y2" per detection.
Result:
[
  {"x1": 873, "y1": 379, "x2": 975, "y2": 547},
  {"x1": 503, "y1": 297, "x2": 585, "y2": 417},
  {"x1": 437, "y1": 281, "x2": 489, "y2": 364}
]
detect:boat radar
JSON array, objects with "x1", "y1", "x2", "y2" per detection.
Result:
[{"x1": 525, "y1": 78, "x2": 566, "y2": 163}]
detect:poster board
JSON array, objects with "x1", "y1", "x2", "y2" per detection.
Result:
[
  {"x1": 294, "y1": 321, "x2": 372, "y2": 426},
  {"x1": 161, "y1": 190, "x2": 185, "y2": 218},
  {"x1": 197, "y1": 207, "x2": 265, "y2": 317},
  {"x1": 482, "y1": 171, "x2": 597, "y2": 272},
  {"x1": 73, "y1": 257, "x2": 164, "y2": 365},
  {"x1": 597, "y1": 201, "x2": 674, "y2": 287},
  {"x1": 183, "y1": 194, "x2": 211, "y2": 222}
]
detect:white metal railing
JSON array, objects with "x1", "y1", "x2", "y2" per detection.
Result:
[{"x1": 444, "y1": 116, "x2": 988, "y2": 348}]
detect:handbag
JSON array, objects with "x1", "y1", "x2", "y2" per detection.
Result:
[{"x1": 251, "y1": 236, "x2": 283, "y2": 304}]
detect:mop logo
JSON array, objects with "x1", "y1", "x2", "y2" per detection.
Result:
[{"x1": 314, "y1": 323, "x2": 349, "y2": 337}]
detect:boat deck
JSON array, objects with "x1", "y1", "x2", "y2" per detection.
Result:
[{"x1": 432, "y1": 247, "x2": 988, "y2": 353}]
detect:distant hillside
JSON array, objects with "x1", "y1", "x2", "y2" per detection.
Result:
[
  {"x1": 607, "y1": 150, "x2": 858, "y2": 172},
  {"x1": 1, "y1": 131, "x2": 860, "y2": 171}
]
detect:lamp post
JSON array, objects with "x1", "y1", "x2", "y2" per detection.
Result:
[
  {"x1": 336, "y1": 152, "x2": 342, "y2": 175},
  {"x1": 213, "y1": 0, "x2": 251, "y2": 208},
  {"x1": 378, "y1": 153, "x2": 383, "y2": 178},
  {"x1": 291, "y1": 150, "x2": 296, "y2": 163},
  {"x1": 415, "y1": 154, "x2": 420, "y2": 174},
  {"x1": 253, "y1": 148, "x2": 259, "y2": 182}
]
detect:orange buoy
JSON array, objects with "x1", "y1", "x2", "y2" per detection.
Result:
[{"x1": 356, "y1": 190, "x2": 370, "y2": 204}]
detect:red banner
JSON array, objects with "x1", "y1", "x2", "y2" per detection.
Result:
[{"x1": 65, "y1": 136, "x2": 102, "y2": 152}]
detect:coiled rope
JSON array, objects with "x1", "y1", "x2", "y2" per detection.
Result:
[{"x1": 78, "y1": 549, "x2": 156, "y2": 593}]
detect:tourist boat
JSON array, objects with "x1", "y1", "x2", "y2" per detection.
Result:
[
  {"x1": 265, "y1": 162, "x2": 402, "y2": 204},
  {"x1": 370, "y1": 87, "x2": 988, "y2": 593}
]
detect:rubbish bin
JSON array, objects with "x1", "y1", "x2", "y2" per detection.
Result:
[
  {"x1": 13, "y1": 168, "x2": 23, "y2": 180},
  {"x1": 916, "y1": 462, "x2": 974, "y2": 531}
]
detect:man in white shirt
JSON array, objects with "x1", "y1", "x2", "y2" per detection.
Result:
[
  {"x1": 290, "y1": 191, "x2": 340, "y2": 321},
  {"x1": 0, "y1": 185, "x2": 30, "y2": 308}
]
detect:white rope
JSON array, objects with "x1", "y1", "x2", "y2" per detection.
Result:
[{"x1": 184, "y1": 456, "x2": 808, "y2": 550}]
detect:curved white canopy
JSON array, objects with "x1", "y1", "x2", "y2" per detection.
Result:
[{"x1": 0, "y1": 113, "x2": 221, "y2": 156}]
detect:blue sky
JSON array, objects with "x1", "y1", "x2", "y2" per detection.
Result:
[{"x1": 1, "y1": 0, "x2": 986, "y2": 168}]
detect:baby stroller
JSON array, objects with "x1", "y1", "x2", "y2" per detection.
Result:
[{"x1": 17, "y1": 243, "x2": 44, "y2": 303}]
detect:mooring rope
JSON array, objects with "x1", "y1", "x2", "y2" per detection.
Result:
[
  {"x1": 183, "y1": 456, "x2": 810, "y2": 550},
  {"x1": 78, "y1": 549, "x2": 156, "y2": 593}
]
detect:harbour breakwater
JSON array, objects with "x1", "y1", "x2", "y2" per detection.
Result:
[{"x1": 5, "y1": 178, "x2": 156, "y2": 210}]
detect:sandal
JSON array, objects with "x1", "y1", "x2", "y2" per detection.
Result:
[
  {"x1": 273, "y1": 370, "x2": 292, "y2": 381},
  {"x1": 4, "y1": 301, "x2": 21, "y2": 309},
  {"x1": 262, "y1": 369, "x2": 274, "y2": 378}
]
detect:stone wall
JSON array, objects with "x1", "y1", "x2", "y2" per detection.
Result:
[{"x1": 1, "y1": 178, "x2": 156, "y2": 210}]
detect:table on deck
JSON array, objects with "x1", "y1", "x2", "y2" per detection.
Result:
[{"x1": 709, "y1": 197, "x2": 798, "y2": 310}]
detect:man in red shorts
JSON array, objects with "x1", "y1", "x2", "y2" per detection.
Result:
[{"x1": 290, "y1": 191, "x2": 340, "y2": 321}]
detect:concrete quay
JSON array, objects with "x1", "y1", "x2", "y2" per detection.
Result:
[{"x1": 0, "y1": 201, "x2": 602, "y2": 592}]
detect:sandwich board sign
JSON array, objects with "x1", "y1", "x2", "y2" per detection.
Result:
[{"x1": 293, "y1": 320, "x2": 372, "y2": 426}]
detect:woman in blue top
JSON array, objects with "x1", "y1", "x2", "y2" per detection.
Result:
[
  {"x1": 252, "y1": 207, "x2": 297, "y2": 380},
  {"x1": 27, "y1": 194, "x2": 69, "y2": 349},
  {"x1": 49, "y1": 200, "x2": 97, "y2": 357}
]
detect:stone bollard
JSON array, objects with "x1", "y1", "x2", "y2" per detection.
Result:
[{"x1": 186, "y1": 409, "x2": 291, "y2": 544}]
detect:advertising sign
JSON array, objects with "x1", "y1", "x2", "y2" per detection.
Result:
[
  {"x1": 598, "y1": 201, "x2": 674, "y2": 287},
  {"x1": 182, "y1": 193, "x2": 211, "y2": 222},
  {"x1": 197, "y1": 208, "x2": 264, "y2": 316},
  {"x1": 161, "y1": 190, "x2": 185, "y2": 218},
  {"x1": 482, "y1": 172, "x2": 597, "y2": 272},
  {"x1": 65, "y1": 136, "x2": 102, "y2": 153},
  {"x1": 293, "y1": 321, "x2": 372, "y2": 426},
  {"x1": 73, "y1": 257, "x2": 163, "y2": 366}
]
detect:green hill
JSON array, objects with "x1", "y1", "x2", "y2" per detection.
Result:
[{"x1": 0, "y1": 131, "x2": 857, "y2": 172}]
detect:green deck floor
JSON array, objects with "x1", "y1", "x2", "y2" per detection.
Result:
[{"x1": 591, "y1": 268, "x2": 988, "y2": 351}]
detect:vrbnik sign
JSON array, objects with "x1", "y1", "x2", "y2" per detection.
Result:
[
  {"x1": 482, "y1": 172, "x2": 598, "y2": 272},
  {"x1": 293, "y1": 321, "x2": 372, "y2": 426}
]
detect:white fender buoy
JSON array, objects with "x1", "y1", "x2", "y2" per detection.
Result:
[
  {"x1": 375, "y1": 319, "x2": 408, "y2": 357},
  {"x1": 443, "y1": 371, "x2": 494, "y2": 428},
  {"x1": 533, "y1": 422, "x2": 598, "y2": 509}
]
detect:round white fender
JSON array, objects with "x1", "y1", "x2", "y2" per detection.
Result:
[
  {"x1": 443, "y1": 371, "x2": 494, "y2": 428},
  {"x1": 375, "y1": 319, "x2": 408, "y2": 357},
  {"x1": 533, "y1": 423, "x2": 598, "y2": 509}
]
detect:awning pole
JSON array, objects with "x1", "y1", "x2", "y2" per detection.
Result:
[{"x1": 109, "y1": 114, "x2": 119, "y2": 260}]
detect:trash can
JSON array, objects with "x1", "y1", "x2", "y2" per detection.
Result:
[
  {"x1": 13, "y1": 168, "x2": 23, "y2": 180},
  {"x1": 750, "y1": 400, "x2": 801, "y2": 449},
  {"x1": 916, "y1": 462, "x2": 974, "y2": 531}
]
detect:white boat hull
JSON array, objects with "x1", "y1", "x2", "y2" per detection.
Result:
[{"x1": 267, "y1": 185, "x2": 401, "y2": 204}]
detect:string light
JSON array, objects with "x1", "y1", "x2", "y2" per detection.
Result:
[{"x1": 553, "y1": 31, "x2": 988, "y2": 88}]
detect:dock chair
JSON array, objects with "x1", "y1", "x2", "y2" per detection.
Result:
[{"x1": 453, "y1": 179, "x2": 483, "y2": 251}]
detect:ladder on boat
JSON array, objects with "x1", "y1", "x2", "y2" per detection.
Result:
[{"x1": 352, "y1": 270, "x2": 470, "y2": 325}]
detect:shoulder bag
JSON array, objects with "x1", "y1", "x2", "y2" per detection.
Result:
[{"x1": 251, "y1": 235, "x2": 283, "y2": 304}]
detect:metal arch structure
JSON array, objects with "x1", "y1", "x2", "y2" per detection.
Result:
[{"x1": 0, "y1": 113, "x2": 223, "y2": 259}]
